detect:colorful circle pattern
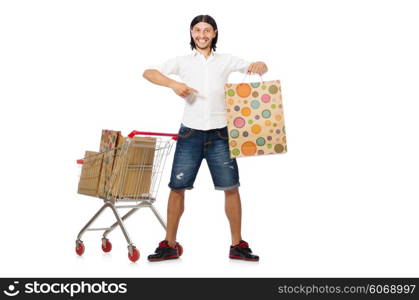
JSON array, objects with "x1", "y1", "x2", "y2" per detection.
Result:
[
  {"x1": 233, "y1": 117, "x2": 245, "y2": 128},
  {"x1": 225, "y1": 80, "x2": 286, "y2": 157}
]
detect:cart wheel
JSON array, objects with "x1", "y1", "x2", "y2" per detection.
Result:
[
  {"x1": 176, "y1": 243, "x2": 183, "y2": 256},
  {"x1": 101, "y1": 239, "x2": 112, "y2": 253},
  {"x1": 75, "y1": 240, "x2": 85, "y2": 256},
  {"x1": 128, "y1": 247, "x2": 140, "y2": 262}
]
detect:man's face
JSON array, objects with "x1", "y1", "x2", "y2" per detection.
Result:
[{"x1": 191, "y1": 22, "x2": 217, "y2": 50}]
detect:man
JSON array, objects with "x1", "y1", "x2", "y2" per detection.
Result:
[{"x1": 143, "y1": 15, "x2": 267, "y2": 262}]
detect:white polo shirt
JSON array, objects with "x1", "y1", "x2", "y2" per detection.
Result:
[{"x1": 151, "y1": 50, "x2": 250, "y2": 130}]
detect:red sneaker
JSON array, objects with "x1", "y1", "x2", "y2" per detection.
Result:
[
  {"x1": 229, "y1": 240, "x2": 259, "y2": 261},
  {"x1": 148, "y1": 240, "x2": 182, "y2": 262}
]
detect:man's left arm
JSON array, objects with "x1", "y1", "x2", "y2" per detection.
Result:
[{"x1": 228, "y1": 55, "x2": 268, "y2": 76}]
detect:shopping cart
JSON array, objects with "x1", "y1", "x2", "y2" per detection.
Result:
[{"x1": 75, "y1": 130, "x2": 181, "y2": 262}]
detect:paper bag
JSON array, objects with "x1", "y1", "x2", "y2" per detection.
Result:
[
  {"x1": 224, "y1": 80, "x2": 287, "y2": 158},
  {"x1": 77, "y1": 151, "x2": 103, "y2": 197},
  {"x1": 98, "y1": 130, "x2": 123, "y2": 197}
]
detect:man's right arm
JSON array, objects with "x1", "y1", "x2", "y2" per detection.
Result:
[
  {"x1": 143, "y1": 69, "x2": 198, "y2": 99},
  {"x1": 143, "y1": 69, "x2": 176, "y2": 88}
]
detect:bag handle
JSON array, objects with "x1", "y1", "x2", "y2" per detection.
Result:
[{"x1": 241, "y1": 71, "x2": 264, "y2": 84}]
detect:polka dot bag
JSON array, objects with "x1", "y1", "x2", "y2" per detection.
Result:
[{"x1": 224, "y1": 79, "x2": 287, "y2": 158}]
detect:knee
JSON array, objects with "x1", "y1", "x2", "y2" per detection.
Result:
[
  {"x1": 170, "y1": 189, "x2": 185, "y2": 197},
  {"x1": 224, "y1": 187, "x2": 239, "y2": 196},
  {"x1": 169, "y1": 189, "x2": 185, "y2": 212},
  {"x1": 170, "y1": 189, "x2": 185, "y2": 203}
]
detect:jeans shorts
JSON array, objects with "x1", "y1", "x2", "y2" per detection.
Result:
[{"x1": 168, "y1": 124, "x2": 240, "y2": 191}]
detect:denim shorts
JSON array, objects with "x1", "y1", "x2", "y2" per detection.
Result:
[{"x1": 168, "y1": 124, "x2": 240, "y2": 191}]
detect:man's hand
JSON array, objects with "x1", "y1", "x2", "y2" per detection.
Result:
[
  {"x1": 169, "y1": 81, "x2": 198, "y2": 99},
  {"x1": 247, "y1": 61, "x2": 268, "y2": 75}
]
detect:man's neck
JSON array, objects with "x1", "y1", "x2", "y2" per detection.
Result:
[{"x1": 196, "y1": 47, "x2": 212, "y2": 58}]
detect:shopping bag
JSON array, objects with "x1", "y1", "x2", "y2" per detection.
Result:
[
  {"x1": 98, "y1": 129, "x2": 123, "y2": 197},
  {"x1": 99, "y1": 129, "x2": 122, "y2": 152},
  {"x1": 77, "y1": 151, "x2": 103, "y2": 197},
  {"x1": 224, "y1": 79, "x2": 287, "y2": 158}
]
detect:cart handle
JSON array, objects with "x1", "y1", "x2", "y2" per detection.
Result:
[{"x1": 128, "y1": 130, "x2": 178, "y2": 141}]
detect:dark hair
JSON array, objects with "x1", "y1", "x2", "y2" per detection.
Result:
[{"x1": 189, "y1": 15, "x2": 218, "y2": 51}]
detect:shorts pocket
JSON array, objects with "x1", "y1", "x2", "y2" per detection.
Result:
[
  {"x1": 178, "y1": 126, "x2": 194, "y2": 139},
  {"x1": 216, "y1": 127, "x2": 229, "y2": 140}
]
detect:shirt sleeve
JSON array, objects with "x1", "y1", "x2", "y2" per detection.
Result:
[
  {"x1": 147, "y1": 57, "x2": 180, "y2": 76},
  {"x1": 228, "y1": 55, "x2": 251, "y2": 74}
]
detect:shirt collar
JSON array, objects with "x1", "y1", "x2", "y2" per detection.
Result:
[{"x1": 192, "y1": 49, "x2": 215, "y2": 58}]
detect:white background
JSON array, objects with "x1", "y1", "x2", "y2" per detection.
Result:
[{"x1": 1, "y1": 0, "x2": 418, "y2": 277}]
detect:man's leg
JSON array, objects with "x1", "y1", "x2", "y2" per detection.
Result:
[
  {"x1": 148, "y1": 124, "x2": 203, "y2": 261},
  {"x1": 165, "y1": 189, "x2": 185, "y2": 247},
  {"x1": 206, "y1": 127, "x2": 259, "y2": 261},
  {"x1": 225, "y1": 187, "x2": 243, "y2": 246},
  {"x1": 225, "y1": 187, "x2": 259, "y2": 261},
  {"x1": 205, "y1": 127, "x2": 243, "y2": 246}
]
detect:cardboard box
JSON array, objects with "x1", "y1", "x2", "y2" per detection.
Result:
[
  {"x1": 77, "y1": 151, "x2": 103, "y2": 197},
  {"x1": 98, "y1": 130, "x2": 123, "y2": 197},
  {"x1": 109, "y1": 137, "x2": 156, "y2": 199}
]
